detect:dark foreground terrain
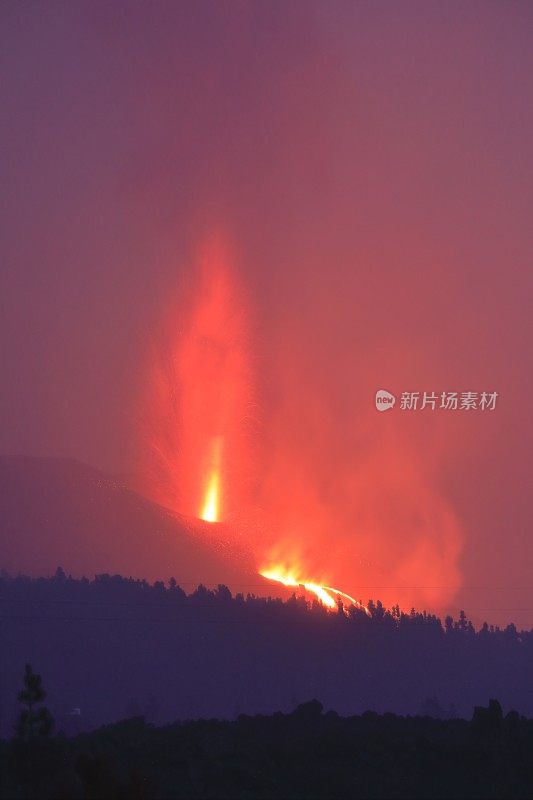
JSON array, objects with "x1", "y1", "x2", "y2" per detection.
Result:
[
  {"x1": 2, "y1": 570, "x2": 533, "y2": 735},
  {"x1": 2, "y1": 699, "x2": 532, "y2": 799}
]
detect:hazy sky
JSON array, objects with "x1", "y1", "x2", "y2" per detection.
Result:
[{"x1": 1, "y1": 2, "x2": 532, "y2": 624}]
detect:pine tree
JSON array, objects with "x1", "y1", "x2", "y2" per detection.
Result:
[{"x1": 16, "y1": 664, "x2": 53, "y2": 740}]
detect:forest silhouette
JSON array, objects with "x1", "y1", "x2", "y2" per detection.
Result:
[
  {"x1": 1, "y1": 569, "x2": 531, "y2": 733},
  {"x1": 1, "y1": 660, "x2": 532, "y2": 799}
]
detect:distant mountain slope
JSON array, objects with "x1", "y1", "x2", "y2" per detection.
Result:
[{"x1": 0, "y1": 455, "x2": 259, "y2": 590}]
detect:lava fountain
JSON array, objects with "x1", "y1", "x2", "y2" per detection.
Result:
[
  {"x1": 200, "y1": 435, "x2": 222, "y2": 522},
  {"x1": 141, "y1": 234, "x2": 254, "y2": 523}
]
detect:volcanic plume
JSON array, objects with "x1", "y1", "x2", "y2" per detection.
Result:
[{"x1": 140, "y1": 233, "x2": 462, "y2": 614}]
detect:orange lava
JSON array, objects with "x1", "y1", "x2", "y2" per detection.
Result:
[
  {"x1": 260, "y1": 565, "x2": 369, "y2": 613},
  {"x1": 200, "y1": 436, "x2": 222, "y2": 522}
]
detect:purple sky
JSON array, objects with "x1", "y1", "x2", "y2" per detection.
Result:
[{"x1": 1, "y1": 2, "x2": 532, "y2": 625}]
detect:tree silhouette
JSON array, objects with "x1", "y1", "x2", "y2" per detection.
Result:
[
  {"x1": 472, "y1": 698, "x2": 504, "y2": 740},
  {"x1": 16, "y1": 663, "x2": 53, "y2": 740}
]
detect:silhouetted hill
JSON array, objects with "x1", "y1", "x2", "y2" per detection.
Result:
[
  {"x1": 2, "y1": 700, "x2": 532, "y2": 799},
  {"x1": 0, "y1": 455, "x2": 259, "y2": 590},
  {"x1": 0, "y1": 572, "x2": 531, "y2": 739}
]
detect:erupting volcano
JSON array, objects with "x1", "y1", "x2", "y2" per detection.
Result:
[
  {"x1": 141, "y1": 232, "x2": 461, "y2": 614},
  {"x1": 140, "y1": 233, "x2": 367, "y2": 610}
]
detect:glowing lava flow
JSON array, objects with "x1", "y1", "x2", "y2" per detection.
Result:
[{"x1": 260, "y1": 566, "x2": 369, "y2": 613}]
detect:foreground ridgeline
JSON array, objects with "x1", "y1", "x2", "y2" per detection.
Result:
[
  {"x1": 1, "y1": 696, "x2": 532, "y2": 799},
  {"x1": 1, "y1": 570, "x2": 532, "y2": 735}
]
